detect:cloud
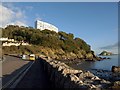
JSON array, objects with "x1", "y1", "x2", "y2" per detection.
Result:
[
  {"x1": 99, "y1": 42, "x2": 119, "y2": 54},
  {"x1": 0, "y1": 4, "x2": 14, "y2": 25},
  {"x1": 100, "y1": 43, "x2": 118, "y2": 49},
  {"x1": 6, "y1": 21, "x2": 28, "y2": 27},
  {"x1": 0, "y1": 4, "x2": 27, "y2": 27}
]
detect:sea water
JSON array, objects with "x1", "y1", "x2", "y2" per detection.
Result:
[{"x1": 70, "y1": 55, "x2": 119, "y2": 71}]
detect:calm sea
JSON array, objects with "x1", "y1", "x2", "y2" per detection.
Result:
[{"x1": 70, "y1": 55, "x2": 119, "y2": 71}]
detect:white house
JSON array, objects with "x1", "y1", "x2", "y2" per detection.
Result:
[
  {"x1": 8, "y1": 39, "x2": 14, "y2": 42},
  {"x1": 35, "y1": 20, "x2": 58, "y2": 33},
  {"x1": 0, "y1": 38, "x2": 15, "y2": 42},
  {"x1": 2, "y1": 42, "x2": 30, "y2": 46},
  {"x1": 0, "y1": 38, "x2": 8, "y2": 41},
  {"x1": 2, "y1": 42, "x2": 20, "y2": 46},
  {"x1": 0, "y1": 37, "x2": 30, "y2": 46}
]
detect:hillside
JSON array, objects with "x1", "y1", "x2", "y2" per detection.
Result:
[{"x1": 2, "y1": 25, "x2": 99, "y2": 60}]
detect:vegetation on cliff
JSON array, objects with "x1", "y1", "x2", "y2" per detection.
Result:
[{"x1": 2, "y1": 25, "x2": 97, "y2": 60}]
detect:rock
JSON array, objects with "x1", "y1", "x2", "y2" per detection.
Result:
[
  {"x1": 41, "y1": 56, "x2": 113, "y2": 89},
  {"x1": 70, "y1": 74, "x2": 79, "y2": 82},
  {"x1": 84, "y1": 71, "x2": 95, "y2": 78},
  {"x1": 58, "y1": 66, "x2": 64, "y2": 71},
  {"x1": 85, "y1": 53, "x2": 93, "y2": 60},
  {"x1": 91, "y1": 76, "x2": 100, "y2": 80},
  {"x1": 87, "y1": 71, "x2": 95, "y2": 77},
  {"x1": 111, "y1": 66, "x2": 120, "y2": 73},
  {"x1": 99, "y1": 51, "x2": 112, "y2": 56},
  {"x1": 83, "y1": 79, "x2": 93, "y2": 84},
  {"x1": 100, "y1": 79, "x2": 110, "y2": 84},
  {"x1": 62, "y1": 68, "x2": 82, "y2": 75},
  {"x1": 78, "y1": 80, "x2": 83, "y2": 84},
  {"x1": 71, "y1": 70, "x2": 82, "y2": 74},
  {"x1": 78, "y1": 72, "x2": 84, "y2": 79},
  {"x1": 107, "y1": 57, "x2": 111, "y2": 59},
  {"x1": 114, "y1": 81, "x2": 120, "y2": 86},
  {"x1": 88, "y1": 84, "x2": 97, "y2": 89},
  {"x1": 103, "y1": 57, "x2": 107, "y2": 59},
  {"x1": 112, "y1": 81, "x2": 120, "y2": 89}
]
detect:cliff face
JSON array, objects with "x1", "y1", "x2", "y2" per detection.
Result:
[{"x1": 39, "y1": 48, "x2": 97, "y2": 60}]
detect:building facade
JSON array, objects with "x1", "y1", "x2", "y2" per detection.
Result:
[
  {"x1": 0, "y1": 37, "x2": 30, "y2": 46},
  {"x1": 2, "y1": 42, "x2": 29, "y2": 46},
  {"x1": 35, "y1": 20, "x2": 58, "y2": 32}
]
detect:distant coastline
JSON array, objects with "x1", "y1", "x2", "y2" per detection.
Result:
[{"x1": 99, "y1": 51, "x2": 113, "y2": 56}]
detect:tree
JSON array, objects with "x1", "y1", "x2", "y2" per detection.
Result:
[
  {"x1": 2, "y1": 25, "x2": 92, "y2": 54},
  {"x1": 68, "y1": 33, "x2": 74, "y2": 39},
  {"x1": 17, "y1": 36, "x2": 23, "y2": 41}
]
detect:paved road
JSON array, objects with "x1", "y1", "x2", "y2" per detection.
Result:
[
  {"x1": 16, "y1": 59, "x2": 51, "y2": 88},
  {"x1": 2, "y1": 55, "x2": 30, "y2": 86}
]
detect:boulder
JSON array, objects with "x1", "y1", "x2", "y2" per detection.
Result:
[
  {"x1": 78, "y1": 72, "x2": 84, "y2": 79},
  {"x1": 114, "y1": 81, "x2": 120, "y2": 86},
  {"x1": 58, "y1": 66, "x2": 64, "y2": 71},
  {"x1": 62, "y1": 68, "x2": 82, "y2": 75},
  {"x1": 112, "y1": 81, "x2": 120, "y2": 89},
  {"x1": 100, "y1": 79, "x2": 110, "y2": 84},
  {"x1": 85, "y1": 53, "x2": 93, "y2": 59},
  {"x1": 78, "y1": 80, "x2": 83, "y2": 84},
  {"x1": 112, "y1": 66, "x2": 120, "y2": 73},
  {"x1": 70, "y1": 74, "x2": 79, "y2": 82},
  {"x1": 91, "y1": 76, "x2": 100, "y2": 80},
  {"x1": 88, "y1": 84, "x2": 97, "y2": 89},
  {"x1": 84, "y1": 71, "x2": 95, "y2": 78}
]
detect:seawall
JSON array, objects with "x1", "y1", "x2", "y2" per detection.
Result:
[{"x1": 40, "y1": 57, "x2": 111, "y2": 89}]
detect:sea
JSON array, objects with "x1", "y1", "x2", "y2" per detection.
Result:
[{"x1": 70, "y1": 55, "x2": 119, "y2": 71}]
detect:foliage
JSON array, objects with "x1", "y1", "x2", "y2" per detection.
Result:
[{"x1": 2, "y1": 25, "x2": 91, "y2": 54}]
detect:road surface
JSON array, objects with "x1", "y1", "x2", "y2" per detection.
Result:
[
  {"x1": 16, "y1": 59, "x2": 52, "y2": 88},
  {"x1": 2, "y1": 55, "x2": 30, "y2": 87},
  {"x1": 1, "y1": 55, "x2": 52, "y2": 89}
]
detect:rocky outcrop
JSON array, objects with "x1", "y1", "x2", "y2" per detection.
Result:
[
  {"x1": 99, "y1": 51, "x2": 112, "y2": 56},
  {"x1": 112, "y1": 66, "x2": 120, "y2": 73},
  {"x1": 112, "y1": 81, "x2": 120, "y2": 89},
  {"x1": 40, "y1": 48, "x2": 100, "y2": 61},
  {"x1": 40, "y1": 57, "x2": 112, "y2": 89}
]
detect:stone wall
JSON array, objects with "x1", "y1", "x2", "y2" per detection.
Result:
[{"x1": 40, "y1": 57, "x2": 111, "y2": 89}]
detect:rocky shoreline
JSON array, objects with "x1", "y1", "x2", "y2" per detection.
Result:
[
  {"x1": 40, "y1": 56, "x2": 120, "y2": 89},
  {"x1": 54, "y1": 56, "x2": 111, "y2": 66},
  {"x1": 90, "y1": 69, "x2": 120, "y2": 81},
  {"x1": 112, "y1": 66, "x2": 120, "y2": 73}
]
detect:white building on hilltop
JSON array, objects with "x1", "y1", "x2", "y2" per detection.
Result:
[{"x1": 35, "y1": 20, "x2": 58, "y2": 32}]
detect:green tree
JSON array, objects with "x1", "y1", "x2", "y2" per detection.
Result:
[{"x1": 2, "y1": 25, "x2": 92, "y2": 55}]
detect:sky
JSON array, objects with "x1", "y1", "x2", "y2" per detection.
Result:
[{"x1": 0, "y1": 2, "x2": 118, "y2": 54}]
